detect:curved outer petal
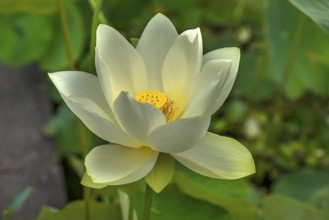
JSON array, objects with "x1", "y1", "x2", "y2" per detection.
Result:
[
  {"x1": 173, "y1": 132, "x2": 255, "y2": 179},
  {"x1": 81, "y1": 173, "x2": 109, "y2": 189},
  {"x1": 201, "y1": 47, "x2": 241, "y2": 115},
  {"x1": 113, "y1": 92, "x2": 166, "y2": 146},
  {"x1": 145, "y1": 153, "x2": 175, "y2": 193},
  {"x1": 49, "y1": 71, "x2": 136, "y2": 147},
  {"x1": 181, "y1": 60, "x2": 232, "y2": 118},
  {"x1": 149, "y1": 116, "x2": 211, "y2": 153},
  {"x1": 95, "y1": 50, "x2": 116, "y2": 108},
  {"x1": 136, "y1": 13, "x2": 178, "y2": 90},
  {"x1": 85, "y1": 144, "x2": 158, "y2": 184},
  {"x1": 162, "y1": 28, "x2": 202, "y2": 117},
  {"x1": 96, "y1": 24, "x2": 148, "y2": 97},
  {"x1": 49, "y1": 71, "x2": 112, "y2": 116}
]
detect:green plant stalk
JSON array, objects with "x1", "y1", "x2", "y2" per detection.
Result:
[
  {"x1": 143, "y1": 184, "x2": 153, "y2": 220},
  {"x1": 233, "y1": 0, "x2": 246, "y2": 22},
  {"x1": 58, "y1": 0, "x2": 75, "y2": 70},
  {"x1": 79, "y1": 1, "x2": 104, "y2": 218},
  {"x1": 251, "y1": 47, "x2": 270, "y2": 96},
  {"x1": 59, "y1": 0, "x2": 96, "y2": 219},
  {"x1": 281, "y1": 14, "x2": 306, "y2": 92},
  {"x1": 88, "y1": 0, "x2": 109, "y2": 25},
  {"x1": 77, "y1": 120, "x2": 92, "y2": 220},
  {"x1": 129, "y1": 190, "x2": 136, "y2": 220},
  {"x1": 89, "y1": 0, "x2": 104, "y2": 74},
  {"x1": 83, "y1": 187, "x2": 92, "y2": 220},
  {"x1": 77, "y1": 120, "x2": 92, "y2": 158},
  {"x1": 250, "y1": 0, "x2": 269, "y2": 102},
  {"x1": 59, "y1": 1, "x2": 91, "y2": 218}
]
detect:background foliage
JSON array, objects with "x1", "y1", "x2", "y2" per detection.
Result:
[{"x1": 0, "y1": 0, "x2": 328, "y2": 219}]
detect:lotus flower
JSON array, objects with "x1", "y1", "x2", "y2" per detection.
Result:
[{"x1": 49, "y1": 13, "x2": 255, "y2": 192}]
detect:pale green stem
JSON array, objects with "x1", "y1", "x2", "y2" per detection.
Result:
[
  {"x1": 281, "y1": 14, "x2": 306, "y2": 92},
  {"x1": 59, "y1": 0, "x2": 96, "y2": 219},
  {"x1": 233, "y1": 0, "x2": 246, "y2": 21},
  {"x1": 143, "y1": 184, "x2": 153, "y2": 220},
  {"x1": 80, "y1": 1, "x2": 104, "y2": 218},
  {"x1": 83, "y1": 187, "x2": 92, "y2": 220},
  {"x1": 88, "y1": 0, "x2": 109, "y2": 25},
  {"x1": 250, "y1": 0, "x2": 269, "y2": 100},
  {"x1": 89, "y1": 0, "x2": 104, "y2": 74},
  {"x1": 77, "y1": 120, "x2": 92, "y2": 220},
  {"x1": 58, "y1": 0, "x2": 75, "y2": 70},
  {"x1": 77, "y1": 120, "x2": 91, "y2": 158}
]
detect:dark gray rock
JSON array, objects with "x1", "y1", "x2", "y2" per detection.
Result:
[{"x1": 0, "y1": 63, "x2": 66, "y2": 220}]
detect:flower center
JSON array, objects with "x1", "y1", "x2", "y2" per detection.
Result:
[{"x1": 135, "y1": 90, "x2": 175, "y2": 122}]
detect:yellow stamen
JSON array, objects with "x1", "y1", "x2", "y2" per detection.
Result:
[{"x1": 135, "y1": 90, "x2": 176, "y2": 122}]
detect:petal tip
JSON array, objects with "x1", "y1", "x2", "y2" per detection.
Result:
[
  {"x1": 97, "y1": 23, "x2": 108, "y2": 32},
  {"x1": 232, "y1": 47, "x2": 241, "y2": 56},
  {"x1": 246, "y1": 153, "x2": 256, "y2": 175},
  {"x1": 227, "y1": 47, "x2": 241, "y2": 61},
  {"x1": 81, "y1": 173, "x2": 108, "y2": 189},
  {"x1": 153, "y1": 13, "x2": 168, "y2": 19},
  {"x1": 182, "y1": 28, "x2": 200, "y2": 43},
  {"x1": 47, "y1": 72, "x2": 54, "y2": 78}
]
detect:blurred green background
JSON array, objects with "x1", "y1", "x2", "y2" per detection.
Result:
[{"x1": 0, "y1": 0, "x2": 328, "y2": 219}]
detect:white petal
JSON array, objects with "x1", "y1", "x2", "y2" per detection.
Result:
[
  {"x1": 85, "y1": 144, "x2": 158, "y2": 184},
  {"x1": 162, "y1": 28, "x2": 202, "y2": 115},
  {"x1": 173, "y1": 132, "x2": 255, "y2": 179},
  {"x1": 202, "y1": 47, "x2": 241, "y2": 114},
  {"x1": 95, "y1": 50, "x2": 116, "y2": 108},
  {"x1": 96, "y1": 24, "x2": 148, "y2": 95},
  {"x1": 185, "y1": 28, "x2": 203, "y2": 76},
  {"x1": 81, "y1": 173, "x2": 109, "y2": 189},
  {"x1": 149, "y1": 116, "x2": 210, "y2": 153},
  {"x1": 113, "y1": 92, "x2": 166, "y2": 146},
  {"x1": 49, "y1": 71, "x2": 112, "y2": 116},
  {"x1": 49, "y1": 71, "x2": 136, "y2": 146},
  {"x1": 68, "y1": 97, "x2": 137, "y2": 147},
  {"x1": 145, "y1": 153, "x2": 175, "y2": 193},
  {"x1": 181, "y1": 60, "x2": 232, "y2": 118},
  {"x1": 136, "y1": 13, "x2": 178, "y2": 90}
]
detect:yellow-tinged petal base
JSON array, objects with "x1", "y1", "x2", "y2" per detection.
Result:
[
  {"x1": 145, "y1": 153, "x2": 175, "y2": 193},
  {"x1": 81, "y1": 173, "x2": 109, "y2": 189}
]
